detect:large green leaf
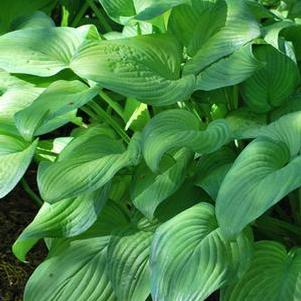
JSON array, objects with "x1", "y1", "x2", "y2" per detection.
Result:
[
  {"x1": 13, "y1": 185, "x2": 110, "y2": 262},
  {"x1": 107, "y1": 225, "x2": 154, "y2": 301},
  {"x1": 195, "y1": 44, "x2": 263, "y2": 91},
  {"x1": 222, "y1": 241, "x2": 301, "y2": 301},
  {"x1": 132, "y1": 148, "x2": 192, "y2": 218},
  {"x1": 241, "y1": 45, "x2": 300, "y2": 113},
  {"x1": 151, "y1": 202, "x2": 253, "y2": 301},
  {"x1": 0, "y1": 0, "x2": 55, "y2": 34},
  {"x1": 142, "y1": 109, "x2": 230, "y2": 171},
  {"x1": 0, "y1": 25, "x2": 98, "y2": 76},
  {"x1": 24, "y1": 237, "x2": 117, "y2": 301},
  {"x1": 216, "y1": 112, "x2": 301, "y2": 239},
  {"x1": 15, "y1": 80, "x2": 100, "y2": 141},
  {"x1": 0, "y1": 135, "x2": 37, "y2": 198},
  {"x1": 38, "y1": 132, "x2": 141, "y2": 202},
  {"x1": 70, "y1": 34, "x2": 195, "y2": 106},
  {"x1": 0, "y1": 70, "x2": 44, "y2": 121},
  {"x1": 181, "y1": 0, "x2": 261, "y2": 75},
  {"x1": 99, "y1": 0, "x2": 189, "y2": 24}
]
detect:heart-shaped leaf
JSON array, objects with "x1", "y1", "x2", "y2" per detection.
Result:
[
  {"x1": 13, "y1": 184, "x2": 111, "y2": 262},
  {"x1": 151, "y1": 202, "x2": 253, "y2": 301},
  {"x1": 70, "y1": 34, "x2": 195, "y2": 106},
  {"x1": 216, "y1": 112, "x2": 301, "y2": 239},
  {"x1": 38, "y1": 132, "x2": 141, "y2": 202}
]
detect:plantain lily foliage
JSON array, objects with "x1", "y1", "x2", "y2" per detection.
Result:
[{"x1": 1, "y1": 0, "x2": 301, "y2": 300}]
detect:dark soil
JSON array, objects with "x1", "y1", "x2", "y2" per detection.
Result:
[{"x1": 0, "y1": 181, "x2": 47, "y2": 301}]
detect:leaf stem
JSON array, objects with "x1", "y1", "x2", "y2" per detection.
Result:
[
  {"x1": 86, "y1": 101, "x2": 130, "y2": 144},
  {"x1": 98, "y1": 90, "x2": 125, "y2": 119},
  {"x1": 20, "y1": 178, "x2": 43, "y2": 207},
  {"x1": 71, "y1": 2, "x2": 89, "y2": 27},
  {"x1": 86, "y1": 0, "x2": 112, "y2": 32}
]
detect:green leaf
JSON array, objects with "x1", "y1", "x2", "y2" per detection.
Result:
[
  {"x1": 24, "y1": 237, "x2": 117, "y2": 301},
  {"x1": 142, "y1": 109, "x2": 230, "y2": 171},
  {"x1": 99, "y1": 0, "x2": 189, "y2": 25},
  {"x1": 151, "y1": 202, "x2": 253, "y2": 301},
  {"x1": 38, "y1": 132, "x2": 141, "y2": 202},
  {"x1": 70, "y1": 34, "x2": 195, "y2": 106},
  {"x1": 195, "y1": 147, "x2": 236, "y2": 200},
  {"x1": 182, "y1": 0, "x2": 261, "y2": 75},
  {"x1": 0, "y1": 135, "x2": 37, "y2": 198},
  {"x1": 0, "y1": 70, "x2": 44, "y2": 122},
  {"x1": 241, "y1": 45, "x2": 300, "y2": 113},
  {"x1": 0, "y1": 0, "x2": 55, "y2": 34},
  {"x1": 226, "y1": 107, "x2": 267, "y2": 139},
  {"x1": 222, "y1": 241, "x2": 301, "y2": 301},
  {"x1": 216, "y1": 112, "x2": 301, "y2": 239},
  {"x1": 0, "y1": 25, "x2": 97, "y2": 76},
  {"x1": 15, "y1": 80, "x2": 100, "y2": 141},
  {"x1": 195, "y1": 44, "x2": 263, "y2": 91},
  {"x1": 107, "y1": 226, "x2": 153, "y2": 301},
  {"x1": 13, "y1": 185, "x2": 110, "y2": 262},
  {"x1": 132, "y1": 148, "x2": 192, "y2": 218}
]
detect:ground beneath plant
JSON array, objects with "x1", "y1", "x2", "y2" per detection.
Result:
[{"x1": 0, "y1": 172, "x2": 47, "y2": 301}]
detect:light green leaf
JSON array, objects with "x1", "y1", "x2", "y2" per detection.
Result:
[
  {"x1": 99, "y1": 0, "x2": 189, "y2": 25},
  {"x1": 12, "y1": 11, "x2": 55, "y2": 30},
  {"x1": 151, "y1": 202, "x2": 253, "y2": 301},
  {"x1": 24, "y1": 237, "x2": 117, "y2": 301},
  {"x1": 222, "y1": 241, "x2": 301, "y2": 301},
  {"x1": 13, "y1": 185, "x2": 110, "y2": 262},
  {"x1": 107, "y1": 226, "x2": 153, "y2": 301},
  {"x1": 0, "y1": 70, "x2": 44, "y2": 122},
  {"x1": 142, "y1": 109, "x2": 230, "y2": 171},
  {"x1": 182, "y1": 0, "x2": 261, "y2": 75},
  {"x1": 0, "y1": 0, "x2": 55, "y2": 34},
  {"x1": 0, "y1": 136, "x2": 37, "y2": 198},
  {"x1": 241, "y1": 45, "x2": 300, "y2": 113},
  {"x1": 38, "y1": 132, "x2": 141, "y2": 202},
  {"x1": 124, "y1": 97, "x2": 150, "y2": 131},
  {"x1": 195, "y1": 147, "x2": 236, "y2": 200},
  {"x1": 15, "y1": 80, "x2": 100, "y2": 141},
  {"x1": 132, "y1": 148, "x2": 192, "y2": 218},
  {"x1": 70, "y1": 34, "x2": 195, "y2": 106},
  {"x1": 195, "y1": 44, "x2": 262, "y2": 91},
  {"x1": 0, "y1": 25, "x2": 97, "y2": 76},
  {"x1": 216, "y1": 112, "x2": 301, "y2": 239}
]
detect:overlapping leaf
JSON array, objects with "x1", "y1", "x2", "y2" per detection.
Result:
[
  {"x1": 13, "y1": 185, "x2": 110, "y2": 261},
  {"x1": 242, "y1": 45, "x2": 300, "y2": 112},
  {"x1": 142, "y1": 109, "x2": 230, "y2": 171},
  {"x1": 70, "y1": 34, "x2": 195, "y2": 106},
  {"x1": 132, "y1": 148, "x2": 192, "y2": 218},
  {"x1": 107, "y1": 226, "x2": 154, "y2": 301},
  {"x1": 216, "y1": 112, "x2": 301, "y2": 239},
  {"x1": 38, "y1": 132, "x2": 141, "y2": 202},
  {"x1": 0, "y1": 70, "x2": 44, "y2": 121},
  {"x1": 151, "y1": 202, "x2": 253, "y2": 301},
  {"x1": 222, "y1": 241, "x2": 301, "y2": 301},
  {"x1": 99, "y1": 0, "x2": 189, "y2": 24},
  {"x1": 179, "y1": 0, "x2": 261, "y2": 75},
  {"x1": 24, "y1": 237, "x2": 117, "y2": 301},
  {"x1": 196, "y1": 44, "x2": 263, "y2": 91},
  {"x1": 15, "y1": 80, "x2": 100, "y2": 141},
  {"x1": 0, "y1": 25, "x2": 98, "y2": 76}
]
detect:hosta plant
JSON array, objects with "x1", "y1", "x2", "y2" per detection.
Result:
[{"x1": 1, "y1": 0, "x2": 301, "y2": 300}]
